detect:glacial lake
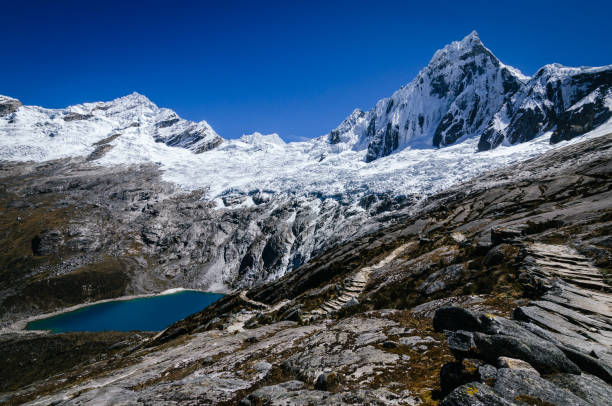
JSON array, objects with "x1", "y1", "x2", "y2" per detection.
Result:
[{"x1": 26, "y1": 290, "x2": 224, "y2": 333}]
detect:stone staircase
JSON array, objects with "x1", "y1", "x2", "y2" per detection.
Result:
[
  {"x1": 516, "y1": 242, "x2": 612, "y2": 368},
  {"x1": 301, "y1": 244, "x2": 408, "y2": 323},
  {"x1": 524, "y1": 242, "x2": 610, "y2": 292}
]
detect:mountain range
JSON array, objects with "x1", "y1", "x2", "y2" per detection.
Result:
[
  {"x1": 0, "y1": 31, "x2": 610, "y2": 312},
  {"x1": 1, "y1": 31, "x2": 612, "y2": 406}
]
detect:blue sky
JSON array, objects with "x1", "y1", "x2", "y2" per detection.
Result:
[{"x1": 2, "y1": 1, "x2": 610, "y2": 141}]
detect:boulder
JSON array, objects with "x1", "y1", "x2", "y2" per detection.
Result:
[
  {"x1": 547, "y1": 373, "x2": 612, "y2": 405},
  {"x1": 446, "y1": 330, "x2": 477, "y2": 356},
  {"x1": 497, "y1": 357, "x2": 539, "y2": 376},
  {"x1": 473, "y1": 332, "x2": 580, "y2": 375},
  {"x1": 492, "y1": 368, "x2": 590, "y2": 406},
  {"x1": 433, "y1": 306, "x2": 483, "y2": 333},
  {"x1": 441, "y1": 382, "x2": 515, "y2": 406},
  {"x1": 558, "y1": 345, "x2": 612, "y2": 384}
]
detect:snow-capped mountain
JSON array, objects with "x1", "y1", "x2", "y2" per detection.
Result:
[
  {"x1": 1, "y1": 31, "x2": 611, "y2": 202},
  {"x1": 0, "y1": 92, "x2": 221, "y2": 161},
  {"x1": 478, "y1": 64, "x2": 612, "y2": 149},
  {"x1": 327, "y1": 31, "x2": 612, "y2": 160},
  {"x1": 329, "y1": 31, "x2": 527, "y2": 161},
  {"x1": 239, "y1": 132, "x2": 286, "y2": 148}
]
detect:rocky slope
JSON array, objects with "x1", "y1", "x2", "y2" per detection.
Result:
[
  {"x1": 1, "y1": 131, "x2": 610, "y2": 405},
  {"x1": 0, "y1": 157, "x2": 416, "y2": 325}
]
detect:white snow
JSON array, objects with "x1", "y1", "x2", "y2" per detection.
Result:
[
  {"x1": 1, "y1": 91, "x2": 611, "y2": 204},
  {"x1": 1, "y1": 32, "x2": 610, "y2": 204}
]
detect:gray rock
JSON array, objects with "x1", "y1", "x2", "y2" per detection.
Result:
[
  {"x1": 473, "y1": 332, "x2": 581, "y2": 375},
  {"x1": 446, "y1": 330, "x2": 476, "y2": 356},
  {"x1": 547, "y1": 373, "x2": 612, "y2": 406},
  {"x1": 484, "y1": 244, "x2": 515, "y2": 267},
  {"x1": 559, "y1": 345, "x2": 612, "y2": 384},
  {"x1": 497, "y1": 357, "x2": 539, "y2": 376},
  {"x1": 31, "y1": 229, "x2": 64, "y2": 256},
  {"x1": 492, "y1": 368, "x2": 590, "y2": 406},
  {"x1": 477, "y1": 363, "x2": 498, "y2": 384},
  {"x1": 418, "y1": 264, "x2": 466, "y2": 294},
  {"x1": 441, "y1": 382, "x2": 516, "y2": 406},
  {"x1": 490, "y1": 225, "x2": 525, "y2": 246},
  {"x1": 433, "y1": 306, "x2": 483, "y2": 333},
  {"x1": 399, "y1": 335, "x2": 437, "y2": 347}
]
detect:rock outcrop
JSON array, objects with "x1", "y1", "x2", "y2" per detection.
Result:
[{"x1": 0, "y1": 95, "x2": 21, "y2": 116}]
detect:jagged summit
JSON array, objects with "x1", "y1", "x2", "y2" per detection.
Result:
[
  {"x1": 326, "y1": 31, "x2": 611, "y2": 161},
  {"x1": 0, "y1": 91, "x2": 222, "y2": 159},
  {"x1": 329, "y1": 31, "x2": 526, "y2": 161},
  {"x1": 0, "y1": 94, "x2": 22, "y2": 116},
  {"x1": 429, "y1": 30, "x2": 485, "y2": 63}
]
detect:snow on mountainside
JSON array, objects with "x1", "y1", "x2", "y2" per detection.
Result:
[
  {"x1": 0, "y1": 92, "x2": 221, "y2": 161},
  {"x1": 478, "y1": 64, "x2": 612, "y2": 149},
  {"x1": 239, "y1": 132, "x2": 286, "y2": 147},
  {"x1": 1, "y1": 31, "x2": 611, "y2": 204},
  {"x1": 327, "y1": 31, "x2": 612, "y2": 159},
  {"x1": 328, "y1": 31, "x2": 528, "y2": 160}
]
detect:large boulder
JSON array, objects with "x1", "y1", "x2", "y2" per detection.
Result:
[
  {"x1": 492, "y1": 368, "x2": 590, "y2": 406},
  {"x1": 433, "y1": 306, "x2": 483, "y2": 333},
  {"x1": 473, "y1": 332, "x2": 581, "y2": 375},
  {"x1": 441, "y1": 382, "x2": 515, "y2": 406}
]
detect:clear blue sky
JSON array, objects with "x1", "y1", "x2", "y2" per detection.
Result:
[{"x1": 2, "y1": 1, "x2": 610, "y2": 141}]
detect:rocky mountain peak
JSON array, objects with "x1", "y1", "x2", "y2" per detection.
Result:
[
  {"x1": 331, "y1": 31, "x2": 527, "y2": 161},
  {"x1": 0, "y1": 95, "x2": 23, "y2": 116},
  {"x1": 428, "y1": 30, "x2": 489, "y2": 66},
  {"x1": 111, "y1": 91, "x2": 157, "y2": 108},
  {"x1": 327, "y1": 32, "x2": 611, "y2": 161}
]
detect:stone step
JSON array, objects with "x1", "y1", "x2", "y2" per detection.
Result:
[
  {"x1": 532, "y1": 254, "x2": 592, "y2": 265},
  {"x1": 539, "y1": 266, "x2": 602, "y2": 277},
  {"x1": 537, "y1": 261, "x2": 600, "y2": 274},
  {"x1": 320, "y1": 304, "x2": 334, "y2": 313},
  {"x1": 532, "y1": 300, "x2": 611, "y2": 331},
  {"x1": 540, "y1": 268, "x2": 605, "y2": 284},
  {"x1": 543, "y1": 287, "x2": 612, "y2": 319},
  {"x1": 348, "y1": 280, "x2": 367, "y2": 286}
]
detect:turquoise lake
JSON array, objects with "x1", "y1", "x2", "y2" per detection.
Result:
[{"x1": 26, "y1": 291, "x2": 224, "y2": 333}]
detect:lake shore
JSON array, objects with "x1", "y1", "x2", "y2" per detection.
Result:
[{"x1": 3, "y1": 287, "x2": 226, "y2": 334}]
